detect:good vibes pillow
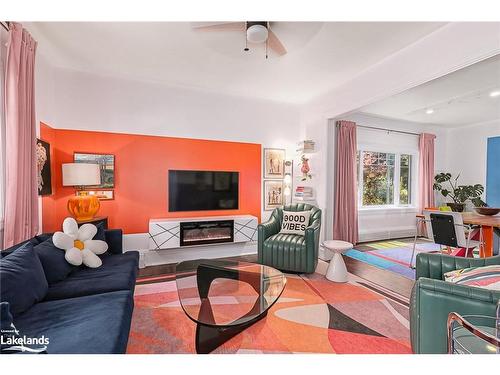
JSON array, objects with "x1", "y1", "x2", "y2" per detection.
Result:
[{"x1": 280, "y1": 211, "x2": 311, "y2": 236}]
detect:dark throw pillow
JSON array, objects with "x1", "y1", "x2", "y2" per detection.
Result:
[
  {"x1": 0, "y1": 243, "x2": 48, "y2": 317},
  {"x1": 33, "y1": 238, "x2": 76, "y2": 284},
  {"x1": 93, "y1": 221, "x2": 106, "y2": 242}
]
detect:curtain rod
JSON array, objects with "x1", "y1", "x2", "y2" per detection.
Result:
[
  {"x1": 1, "y1": 21, "x2": 9, "y2": 32},
  {"x1": 356, "y1": 124, "x2": 420, "y2": 137}
]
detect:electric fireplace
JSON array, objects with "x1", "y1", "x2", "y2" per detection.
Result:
[{"x1": 180, "y1": 220, "x2": 234, "y2": 246}]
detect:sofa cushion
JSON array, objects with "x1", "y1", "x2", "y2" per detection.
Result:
[
  {"x1": 34, "y1": 238, "x2": 76, "y2": 284},
  {"x1": 14, "y1": 290, "x2": 134, "y2": 354},
  {"x1": 444, "y1": 264, "x2": 500, "y2": 291},
  {"x1": 0, "y1": 243, "x2": 48, "y2": 317},
  {"x1": 44, "y1": 251, "x2": 139, "y2": 301}
]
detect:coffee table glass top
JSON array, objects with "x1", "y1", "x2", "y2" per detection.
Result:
[{"x1": 175, "y1": 259, "x2": 286, "y2": 327}]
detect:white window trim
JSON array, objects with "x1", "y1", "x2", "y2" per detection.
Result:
[{"x1": 357, "y1": 147, "x2": 419, "y2": 211}]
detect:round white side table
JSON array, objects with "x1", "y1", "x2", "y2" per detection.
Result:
[{"x1": 322, "y1": 240, "x2": 353, "y2": 283}]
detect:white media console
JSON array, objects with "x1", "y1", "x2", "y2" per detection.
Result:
[{"x1": 148, "y1": 215, "x2": 258, "y2": 250}]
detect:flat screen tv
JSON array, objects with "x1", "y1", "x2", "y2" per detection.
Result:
[{"x1": 168, "y1": 170, "x2": 239, "y2": 212}]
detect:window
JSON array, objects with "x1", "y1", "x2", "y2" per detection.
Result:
[{"x1": 357, "y1": 150, "x2": 414, "y2": 208}]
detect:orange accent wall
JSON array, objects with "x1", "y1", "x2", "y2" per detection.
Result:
[{"x1": 40, "y1": 123, "x2": 261, "y2": 234}]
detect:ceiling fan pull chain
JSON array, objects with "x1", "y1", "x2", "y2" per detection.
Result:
[
  {"x1": 265, "y1": 22, "x2": 269, "y2": 59},
  {"x1": 244, "y1": 21, "x2": 249, "y2": 52}
]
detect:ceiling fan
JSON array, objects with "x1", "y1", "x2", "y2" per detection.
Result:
[{"x1": 192, "y1": 22, "x2": 287, "y2": 58}]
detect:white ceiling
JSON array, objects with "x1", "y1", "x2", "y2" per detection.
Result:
[
  {"x1": 360, "y1": 54, "x2": 500, "y2": 127},
  {"x1": 25, "y1": 22, "x2": 445, "y2": 104}
]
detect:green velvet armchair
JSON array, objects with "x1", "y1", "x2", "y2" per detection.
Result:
[
  {"x1": 410, "y1": 252, "x2": 500, "y2": 354},
  {"x1": 257, "y1": 203, "x2": 321, "y2": 274}
]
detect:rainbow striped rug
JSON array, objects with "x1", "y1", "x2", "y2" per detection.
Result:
[
  {"x1": 127, "y1": 273, "x2": 411, "y2": 354},
  {"x1": 345, "y1": 240, "x2": 441, "y2": 279}
]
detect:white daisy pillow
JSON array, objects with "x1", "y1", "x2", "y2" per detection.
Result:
[{"x1": 52, "y1": 217, "x2": 108, "y2": 268}]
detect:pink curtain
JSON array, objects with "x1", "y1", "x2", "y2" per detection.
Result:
[
  {"x1": 3, "y1": 23, "x2": 38, "y2": 249},
  {"x1": 418, "y1": 133, "x2": 436, "y2": 214},
  {"x1": 333, "y1": 120, "x2": 358, "y2": 244}
]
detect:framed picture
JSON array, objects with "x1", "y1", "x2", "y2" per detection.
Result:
[
  {"x1": 74, "y1": 153, "x2": 115, "y2": 188},
  {"x1": 264, "y1": 180, "x2": 284, "y2": 211},
  {"x1": 263, "y1": 148, "x2": 285, "y2": 179},
  {"x1": 36, "y1": 139, "x2": 52, "y2": 195},
  {"x1": 77, "y1": 190, "x2": 114, "y2": 200}
]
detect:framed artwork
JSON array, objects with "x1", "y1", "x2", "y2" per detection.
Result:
[
  {"x1": 77, "y1": 190, "x2": 114, "y2": 201},
  {"x1": 264, "y1": 180, "x2": 284, "y2": 211},
  {"x1": 36, "y1": 139, "x2": 52, "y2": 195},
  {"x1": 263, "y1": 148, "x2": 285, "y2": 179},
  {"x1": 74, "y1": 152, "x2": 115, "y2": 188}
]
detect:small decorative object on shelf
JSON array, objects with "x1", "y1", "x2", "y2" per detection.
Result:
[
  {"x1": 299, "y1": 155, "x2": 312, "y2": 181},
  {"x1": 294, "y1": 186, "x2": 314, "y2": 201},
  {"x1": 296, "y1": 140, "x2": 315, "y2": 153}
]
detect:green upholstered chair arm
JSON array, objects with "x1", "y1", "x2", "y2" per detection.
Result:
[
  {"x1": 410, "y1": 277, "x2": 500, "y2": 353},
  {"x1": 258, "y1": 216, "x2": 280, "y2": 241},
  {"x1": 257, "y1": 216, "x2": 280, "y2": 263},
  {"x1": 305, "y1": 221, "x2": 321, "y2": 258},
  {"x1": 416, "y1": 253, "x2": 500, "y2": 280}
]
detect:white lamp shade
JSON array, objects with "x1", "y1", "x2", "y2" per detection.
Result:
[{"x1": 62, "y1": 163, "x2": 101, "y2": 186}]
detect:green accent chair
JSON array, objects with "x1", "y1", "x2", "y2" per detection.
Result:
[
  {"x1": 410, "y1": 252, "x2": 500, "y2": 353},
  {"x1": 257, "y1": 203, "x2": 321, "y2": 274}
]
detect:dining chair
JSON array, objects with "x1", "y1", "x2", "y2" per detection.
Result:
[{"x1": 409, "y1": 210, "x2": 483, "y2": 269}]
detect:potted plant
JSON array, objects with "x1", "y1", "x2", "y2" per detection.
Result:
[{"x1": 433, "y1": 173, "x2": 486, "y2": 212}]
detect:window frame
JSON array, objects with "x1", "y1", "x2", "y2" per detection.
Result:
[{"x1": 357, "y1": 147, "x2": 418, "y2": 211}]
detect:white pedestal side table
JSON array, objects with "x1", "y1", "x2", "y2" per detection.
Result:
[{"x1": 322, "y1": 240, "x2": 353, "y2": 282}]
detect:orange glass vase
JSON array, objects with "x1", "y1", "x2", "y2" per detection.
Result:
[{"x1": 67, "y1": 192, "x2": 100, "y2": 221}]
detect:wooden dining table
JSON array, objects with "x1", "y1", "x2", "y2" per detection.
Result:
[{"x1": 417, "y1": 212, "x2": 500, "y2": 257}]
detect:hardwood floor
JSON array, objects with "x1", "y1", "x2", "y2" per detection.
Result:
[
  {"x1": 137, "y1": 248, "x2": 415, "y2": 297},
  {"x1": 344, "y1": 256, "x2": 414, "y2": 298},
  {"x1": 138, "y1": 254, "x2": 258, "y2": 278}
]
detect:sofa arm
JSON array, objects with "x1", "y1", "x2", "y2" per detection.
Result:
[
  {"x1": 415, "y1": 252, "x2": 500, "y2": 280},
  {"x1": 410, "y1": 277, "x2": 500, "y2": 353},
  {"x1": 105, "y1": 229, "x2": 123, "y2": 254}
]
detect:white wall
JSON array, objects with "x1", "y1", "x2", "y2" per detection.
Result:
[
  {"x1": 301, "y1": 22, "x2": 500, "y2": 244},
  {"x1": 35, "y1": 66, "x2": 302, "y2": 223},
  {"x1": 445, "y1": 120, "x2": 500, "y2": 206},
  {"x1": 44, "y1": 67, "x2": 300, "y2": 147}
]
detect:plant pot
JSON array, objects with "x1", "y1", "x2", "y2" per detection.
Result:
[{"x1": 446, "y1": 203, "x2": 465, "y2": 212}]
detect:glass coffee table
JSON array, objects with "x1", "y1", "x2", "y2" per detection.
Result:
[{"x1": 175, "y1": 259, "x2": 286, "y2": 353}]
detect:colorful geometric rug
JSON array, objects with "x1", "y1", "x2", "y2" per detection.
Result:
[
  {"x1": 127, "y1": 273, "x2": 412, "y2": 354},
  {"x1": 345, "y1": 240, "x2": 441, "y2": 279}
]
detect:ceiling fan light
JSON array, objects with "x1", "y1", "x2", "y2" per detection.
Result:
[{"x1": 247, "y1": 24, "x2": 268, "y2": 43}]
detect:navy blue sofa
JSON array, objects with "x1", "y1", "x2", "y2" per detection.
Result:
[{"x1": 1, "y1": 230, "x2": 139, "y2": 354}]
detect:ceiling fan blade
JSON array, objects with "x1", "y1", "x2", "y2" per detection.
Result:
[
  {"x1": 192, "y1": 22, "x2": 246, "y2": 32},
  {"x1": 267, "y1": 29, "x2": 287, "y2": 56}
]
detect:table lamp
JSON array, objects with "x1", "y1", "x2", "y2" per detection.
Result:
[{"x1": 62, "y1": 163, "x2": 101, "y2": 221}]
